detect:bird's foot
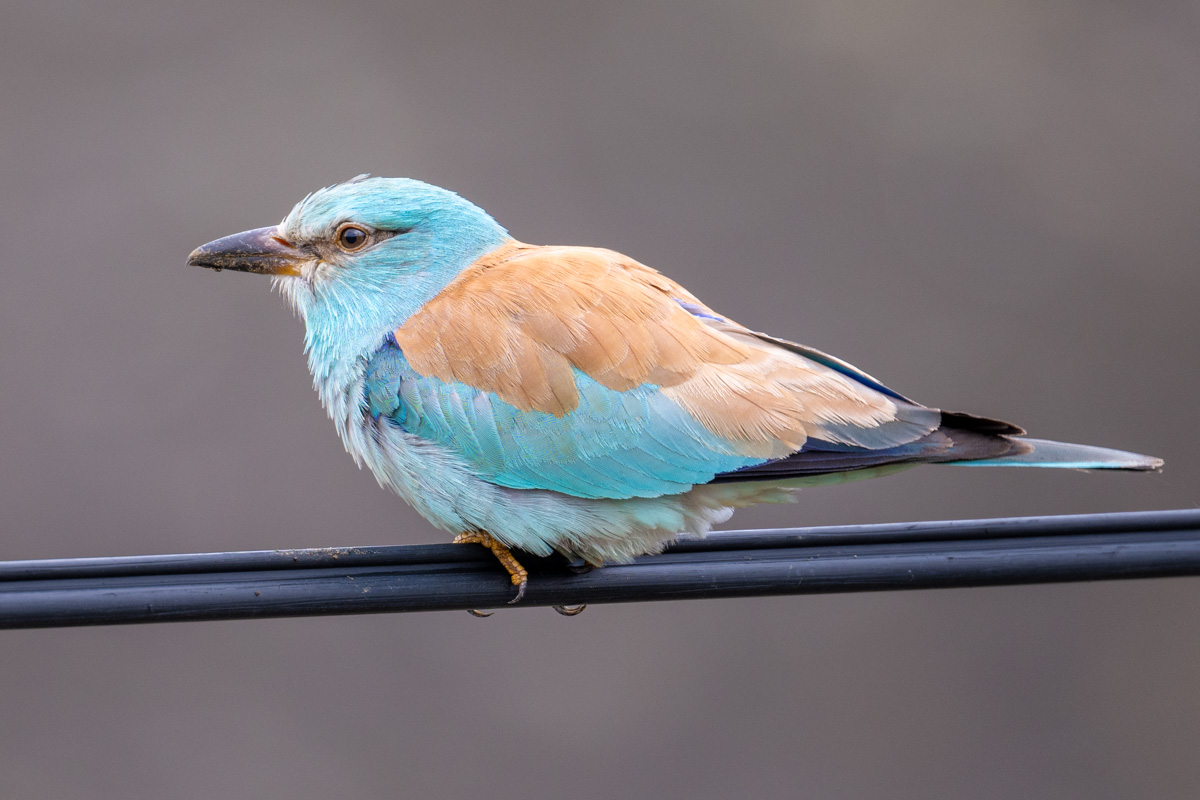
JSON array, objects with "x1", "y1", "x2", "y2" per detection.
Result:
[
  {"x1": 564, "y1": 558, "x2": 595, "y2": 576},
  {"x1": 454, "y1": 531, "x2": 529, "y2": 608},
  {"x1": 553, "y1": 604, "x2": 587, "y2": 616}
]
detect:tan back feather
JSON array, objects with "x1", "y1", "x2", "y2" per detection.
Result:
[{"x1": 394, "y1": 242, "x2": 918, "y2": 458}]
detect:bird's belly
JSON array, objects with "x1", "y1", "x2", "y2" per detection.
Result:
[{"x1": 339, "y1": 404, "x2": 787, "y2": 563}]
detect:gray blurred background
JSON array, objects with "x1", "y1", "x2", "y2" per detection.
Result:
[{"x1": 1, "y1": 1, "x2": 1198, "y2": 797}]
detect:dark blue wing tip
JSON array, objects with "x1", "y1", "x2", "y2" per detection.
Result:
[{"x1": 673, "y1": 298, "x2": 726, "y2": 322}]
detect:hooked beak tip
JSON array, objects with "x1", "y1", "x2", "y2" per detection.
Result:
[{"x1": 185, "y1": 246, "x2": 211, "y2": 268}]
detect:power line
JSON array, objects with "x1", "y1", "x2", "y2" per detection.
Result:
[{"x1": 2, "y1": 509, "x2": 1198, "y2": 629}]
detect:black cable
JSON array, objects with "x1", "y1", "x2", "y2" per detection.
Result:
[{"x1": 2, "y1": 509, "x2": 1198, "y2": 629}]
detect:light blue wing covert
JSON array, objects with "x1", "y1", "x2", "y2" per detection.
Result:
[{"x1": 364, "y1": 337, "x2": 766, "y2": 499}]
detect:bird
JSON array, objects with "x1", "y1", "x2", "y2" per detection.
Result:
[{"x1": 188, "y1": 175, "x2": 1162, "y2": 606}]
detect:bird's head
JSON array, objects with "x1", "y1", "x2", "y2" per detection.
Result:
[{"x1": 188, "y1": 176, "x2": 511, "y2": 381}]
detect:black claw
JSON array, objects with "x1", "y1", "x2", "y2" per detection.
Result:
[
  {"x1": 553, "y1": 604, "x2": 587, "y2": 616},
  {"x1": 565, "y1": 559, "x2": 595, "y2": 575},
  {"x1": 508, "y1": 580, "x2": 527, "y2": 605}
]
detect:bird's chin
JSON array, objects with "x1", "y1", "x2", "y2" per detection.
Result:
[{"x1": 271, "y1": 273, "x2": 314, "y2": 316}]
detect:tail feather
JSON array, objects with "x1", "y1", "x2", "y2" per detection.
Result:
[{"x1": 944, "y1": 438, "x2": 1162, "y2": 471}]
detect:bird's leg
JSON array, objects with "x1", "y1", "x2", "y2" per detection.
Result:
[{"x1": 454, "y1": 531, "x2": 528, "y2": 604}]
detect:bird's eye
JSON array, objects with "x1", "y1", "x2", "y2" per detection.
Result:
[{"x1": 336, "y1": 224, "x2": 369, "y2": 252}]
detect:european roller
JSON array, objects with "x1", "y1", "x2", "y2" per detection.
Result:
[{"x1": 188, "y1": 176, "x2": 1162, "y2": 604}]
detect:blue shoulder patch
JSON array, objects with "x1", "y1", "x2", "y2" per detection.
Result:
[{"x1": 363, "y1": 336, "x2": 405, "y2": 421}]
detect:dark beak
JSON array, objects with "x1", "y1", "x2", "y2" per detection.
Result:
[{"x1": 187, "y1": 226, "x2": 306, "y2": 276}]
